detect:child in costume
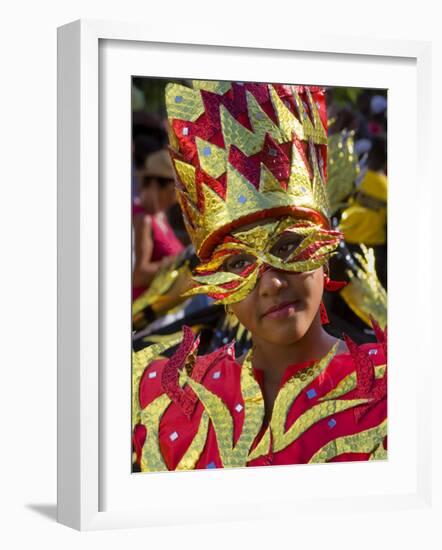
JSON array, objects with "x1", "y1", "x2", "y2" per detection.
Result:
[{"x1": 132, "y1": 81, "x2": 387, "y2": 471}]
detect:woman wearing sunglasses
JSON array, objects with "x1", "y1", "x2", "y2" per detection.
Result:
[{"x1": 132, "y1": 148, "x2": 184, "y2": 300}]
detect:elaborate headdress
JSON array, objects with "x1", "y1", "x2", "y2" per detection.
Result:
[
  {"x1": 165, "y1": 80, "x2": 342, "y2": 304},
  {"x1": 166, "y1": 80, "x2": 332, "y2": 258}
]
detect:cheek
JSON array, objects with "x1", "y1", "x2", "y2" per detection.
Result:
[
  {"x1": 299, "y1": 270, "x2": 324, "y2": 304},
  {"x1": 229, "y1": 293, "x2": 258, "y2": 332}
]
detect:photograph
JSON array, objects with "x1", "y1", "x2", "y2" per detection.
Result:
[
  {"x1": 1, "y1": 0, "x2": 437, "y2": 540},
  {"x1": 130, "y1": 78, "x2": 388, "y2": 473}
]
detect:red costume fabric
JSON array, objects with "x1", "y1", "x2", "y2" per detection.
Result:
[{"x1": 133, "y1": 326, "x2": 387, "y2": 471}]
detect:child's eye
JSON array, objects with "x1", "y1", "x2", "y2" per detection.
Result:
[
  {"x1": 223, "y1": 254, "x2": 256, "y2": 274},
  {"x1": 271, "y1": 236, "x2": 302, "y2": 259}
]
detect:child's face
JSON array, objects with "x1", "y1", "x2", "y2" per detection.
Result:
[{"x1": 229, "y1": 263, "x2": 324, "y2": 346}]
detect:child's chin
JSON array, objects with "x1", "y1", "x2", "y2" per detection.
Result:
[{"x1": 261, "y1": 322, "x2": 308, "y2": 346}]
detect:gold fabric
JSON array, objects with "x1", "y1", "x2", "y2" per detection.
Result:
[
  {"x1": 187, "y1": 350, "x2": 264, "y2": 468},
  {"x1": 176, "y1": 411, "x2": 210, "y2": 470},
  {"x1": 140, "y1": 393, "x2": 171, "y2": 472},
  {"x1": 309, "y1": 419, "x2": 387, "y2": 463},
  {"x1": 247, "y1": 427, "x2": 271, "y2": 461},
  {"x1": 139, "y1": 363, "x2": 210, "y2": 472},
  {"x1": 320, "y1": 364, "x2": 386, "y2": 400},
  {"x1": 132, "y1": 337, "x2": 182, "y2": 430},
  {"x1": 135, "y1": 338, "x2": 386, "y2": 470}
]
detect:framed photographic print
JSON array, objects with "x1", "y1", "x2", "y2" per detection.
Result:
[{"x1": 57, "y1": 19, "x2": 433, "y2": 531}]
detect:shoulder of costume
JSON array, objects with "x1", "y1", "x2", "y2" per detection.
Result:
[
  {"x1": 342, "y1": 318, "x2": 387, "y2": 366},
  {"x1": 136, "y1": 325, "x2": 240, "y2": 414},
  {"x1": 315, "y1": 320, "x2": 387, "y2": 397},
  {"x1": 321, "y1": 320, "x2": 387, "y2": 409}
]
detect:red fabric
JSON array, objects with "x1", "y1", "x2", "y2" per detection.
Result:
[
  {"x1": 320, "y1": 301, "x2": 330, "y2": 324},
  {"x1": 324, "y1": 274, "x2": 347, "y2": 292},
  {"x1": 161, "y1": 327, "x2": 202, "y2": 418},
  {"x1": 133, "y1": 330, "x2": 387, "y2": 470},
  {"x1": 150, "y1": 213, "x2": 184, "y2": 260},
  {"x1": 132, "y1": 204, "x2": 184, "y2": 300}
]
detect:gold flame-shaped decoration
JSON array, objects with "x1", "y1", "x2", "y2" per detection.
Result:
[{"x1": 166, "y1": 80, "x2": 330, "y2": 260}]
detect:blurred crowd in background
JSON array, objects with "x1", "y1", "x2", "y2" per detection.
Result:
[{"x1": 131, "y1": 78, "x2": 387, "y2": 349}]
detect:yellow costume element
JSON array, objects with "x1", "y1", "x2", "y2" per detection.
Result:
[
  {"x1": 340, "y1": 245, "x2": 387, "y2": 329},
  {"x1": 339, "y1": 170, "x2": 387, "y2": 245}
]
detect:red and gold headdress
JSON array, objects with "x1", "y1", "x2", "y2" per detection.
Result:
[
  {"x1": 166, "y1": 80, "x2": 332, "y2": 258},
  {"x1": 165, "y1": 80, "x2": 342, "y2": 304}
]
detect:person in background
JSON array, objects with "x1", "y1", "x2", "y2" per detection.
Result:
[
  {"x1": 132, "y1": 111, "x2": 170, "y2": 200},
  {"x1": 132, "y1": 148, "x2": 184, "y2": 300},
  {"x1": 367, "y1": 95, "x2": 387, "y2": 138}
]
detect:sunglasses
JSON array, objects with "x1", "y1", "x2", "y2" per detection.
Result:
[{"x1": 142, "y1": 176, "x2": 175, "y2": 189}]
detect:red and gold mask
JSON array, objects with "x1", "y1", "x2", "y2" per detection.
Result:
[{"x1": 183, "y1": 216, "x2": 342, "y2": 304}]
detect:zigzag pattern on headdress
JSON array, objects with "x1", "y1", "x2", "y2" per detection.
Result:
[{"x1": 166, "y1": 81, "x2": 330, "y2": 259}]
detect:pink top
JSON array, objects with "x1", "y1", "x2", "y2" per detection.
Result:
[{"x1": 133, "y1": 204, "x2": 184, "y2": 300}]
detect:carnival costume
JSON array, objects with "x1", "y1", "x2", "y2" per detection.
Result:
[{"x1": 132, "y1": 81, "x2": 387, "y2": 471}]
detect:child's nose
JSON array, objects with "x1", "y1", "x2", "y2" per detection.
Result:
[{"x1": 258, "y1": 268, "x2": 289, "y2": 297}]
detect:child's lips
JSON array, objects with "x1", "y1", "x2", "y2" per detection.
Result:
[{"x1": 262, "y1": 299, "x2": 301, "y2": 320}]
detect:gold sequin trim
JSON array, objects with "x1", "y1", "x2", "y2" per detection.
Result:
[
  {"x1": 220, "y1": 105, "x2": 262, "y2": 156},
  {"x1": 176, "y1": 411, "x2": 210, "y2": 470},
  {"x1": 139, "y1": 368, "x2": 209, "y2": 472},
  {"x1": 165, "y1": 83, "x2": 205, "y2": 122},
  {"x1": 192, "y1": 80, "x2": 231, "y2": 95},
  {"x1": 173, "y1": 159, "x2": 197, "y2": 204},
  {"x1": 274, "y1": 397, "x2": 369, "y2": 453},
  {"x1": 247, "y1": 428, "x2": 271, "y2": 461},
  {"x1": 132, "y1": 337, "x2": 182, "y2": 429},
  {"x1": 196, "y1": 137, "x2": 227, "y2": 179},
  {"x1": 187, "y1": 353, "x2": 264, "y2": 468},
  {"x1": 369, "y1": 439, "x2": 388, "y2": 461},
  {"x1": 320, "y1": 364, "x2": 386, "y2": 401},
  {"x1": 309, "y1": 419, "x2": 388, "y2": 463},
  {"x1": 269, "y1": 86, "x2": 304, "y2": 142},
  {"x1": 269, "y1": 343, "x2": 339, "y2": 451},
  {"x1": 140, "y1": 394, "x2": 171, "y2": 472},
  {"x1": 246, "y1": 90, "x2": 285, "y2": 145}
]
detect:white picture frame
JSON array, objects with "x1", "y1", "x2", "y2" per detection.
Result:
[{"x1": 57, "y1": 19, "x2": 435, "y2": 531}]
